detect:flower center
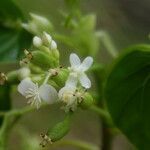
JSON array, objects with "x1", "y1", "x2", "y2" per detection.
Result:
[
  {"x1": 69, "y1": 66, "x2": 83, "y2": 77},
  {"x1": 62, "y1": 91, "x2": 75, "y2": 103},
  {"x1": 25, "y1": 83, "x2": 41, "y2": 108}
]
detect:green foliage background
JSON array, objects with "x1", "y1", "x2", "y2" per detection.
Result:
[{"x1": 0, "y1": 0, "x2": 150, "y2": 150}]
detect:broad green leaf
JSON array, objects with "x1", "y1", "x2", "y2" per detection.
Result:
[
  {"x1": 0, "y1": 85, "x2": 11, "y2": 126},
  {"x1": 0, "y1": 26, "x2": 32, "y2": 62},
  {"x1": 0, "y1": 0, "x2": 24, "y2": 23},
  {"x1": 0, "y1": 0, "x2": 32, "y2": 62},
  {"x1": 105, "y1": 45, "x2": 150, "y2": 150}
]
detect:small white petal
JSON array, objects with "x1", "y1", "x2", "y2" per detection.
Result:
[
  {"x1": 58, "y1": 86, "x2": 68, "y2": 99},
  {"x1": 33, "y1": 36, "x2": 42, "y2": 47},
  {"x1": 39, "y1": 84, "x2": 58, "y2": 104},
  {"x1": 50, "y1": 40, "x2": 57, "y2": 49},
  {"x1": 65, "y1": 74, "x2": 78, "y2": 88},
  {"x1": 58, "y1": 86, "x2": 75, "y2": 99},
  {"x1": 79, "y1": 73, "x2": 91, "y2": 89},
  {"x1": 70, "y1": 53, "x2": 81, "y2": 67},
  {"x1": 80, "y1": 56, "x2": 93, "y2": 71},
  {"x1": 18, "y1": 78, "x2": 36, "y2": 96}
]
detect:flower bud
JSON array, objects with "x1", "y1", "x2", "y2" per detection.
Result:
[
  {"x1": 33, "y1": 36, "x2": 42, "y2": 48},
  {"x1": 29, "y1": 63, "x2": 43, "y2": 74},
  {"x1": 40, "y1": 113, "x2": 72, "y2": 147},
  {"x1": 47, "y1": 112, "x2": 72, "y2": 142},
  {"x1": 7, "y1": 71, "x2": 19, "y2": 84},
  {"x1": 52, "y1": 68, "x2": 69, "y2": 87},
  {"x1": 42, "y1": 32, "x2": 52, "y2": 46},
  {"x1": 18, "y1": 67, "x2": 30, "y2": 80},
  {"x1": 22, "y1": 13, "x2": 53, "y2": 35},
  {"x1": 31, "y1": 51, "x2": 57, "y2": 69},
  {"x1": 50, "y1": 40, "x2": 57, "y2": 50},
  {"x1": 80, "y1": 92, "x2": 94, "y2": 109},
  {"x1": 51, "y1": 49, "x2": 60, "y2": 61}
]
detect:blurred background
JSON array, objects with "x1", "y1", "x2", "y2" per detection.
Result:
[{"x1": 1, "y1": 0, "x2": 150, "y2": 149}]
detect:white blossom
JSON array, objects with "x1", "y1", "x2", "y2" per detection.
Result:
[
  {"x1": 58, "y1": 74, "x2": 77, "y2": 111},
  {"x1": 18, "y1": 78, "x2": 58, "y2": 109},
  {"x1": 67, "y1": 53, "x2": 93, "y2": 89},
  {"x1": 59, "y1": 86, "x2": 77, "y2": 111}
]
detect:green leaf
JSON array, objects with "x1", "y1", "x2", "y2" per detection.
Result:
[
  {"x1": 105, "y1": 45, "x2": 150, "y2": 150},
  {"x1": 0, "y1": 0, "x2": 32, "y2": 62},
  {"x1": 0, "y1": 85, "x2": 11, "y2": 126},
  {"x1": 0, "y1": 26, "x2": 32, "y2": 62},
  {"x1": 0, "y1": 0, "x2": 24, "y2": 23}
]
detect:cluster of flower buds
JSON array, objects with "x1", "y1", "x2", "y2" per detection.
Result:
[{"x1": 17, "y1": 32, "x2": 94, "y2": 112}]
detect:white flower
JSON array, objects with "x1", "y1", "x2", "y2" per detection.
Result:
[
  {"x1": 58, "y1": 85, "x2": 77, "y2": 111},
  {"x1": 33, "y1": 36, "x2": 42, "y2": 47},
  {"x1": 18, "y1": 78, "x2": 58, "y2": 109},
  {"x1": 67, "y1": 53, "x2": 93, "y2": 89},
  {"x1": 58, "y1": 74, "x2": 78, "y2": 111}
]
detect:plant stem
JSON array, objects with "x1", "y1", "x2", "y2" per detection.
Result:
[
  {"x1": 50, "y1": 139, "x2": 99, "y2": 150},
  {"x1": 90, "y1": 105, "x2": 114, "y2": 150},
  {"x1": 0, "y1": 104, "x2": 47, "y2": 149},
  {"x1": 0, "y1": 113, "x2": 20, "y2": 149}
]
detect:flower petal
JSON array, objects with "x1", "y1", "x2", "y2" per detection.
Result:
[
  {"x1": 70, "y1": 53, "x2": 81, "y2": 67},
  {"x1": 79, "y1": 73, "x2": 91, "y2": 88},
  {"x1": 65, "y1": 74, "x2": 78, "y2": 88},
  {"x1": 39, "y1": 84, "x2": 58, "y2": 104},
  {"x1": 80, "y1": 56, "x2": 93, "y2": 71},
  {"x1": 58, "y1": 86, "x2": 76, "y2": 99},
  {"x1": 18, "y1": 78, "x2": 35, "y2": 96}
]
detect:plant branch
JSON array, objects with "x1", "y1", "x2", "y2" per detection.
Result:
[{"x1": 0, "y1": 104, "x2": 48, "y2": 150}]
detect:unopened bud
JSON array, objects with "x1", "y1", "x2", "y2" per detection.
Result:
[
  {"x1": 50, "y1": 40, "x2": 57, "y2": 50},
  {"x1": 52, "y1": 68, "x2": 69, "y2": 87},
  {"x1": 33, "y1": 36, "x2": 42, "y2": 47},
  {"x1": 80, "y1": 92, "x2": 94, "y2": 109},
  {"x1": 22, "y1": 13, "x2": 53, "y2": 35},
  {"x1": 30, "y1": 13, "x2": 51, "y2": 27},
  {"x1": 47, "y1": 112, "x2": 72, "y2": 143},
  {"x1": 31, "y1": 51, "x2": 56, "y2": 69},
  {"x1": 0, "y1": 72, "x2": 7, "y2": 85},
  {"x1": 18, "y1": 67, "x2": 31, "y2": 80},
  {"x1": 42, "y1": 32, "x2": 52, "y2": 46}
]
